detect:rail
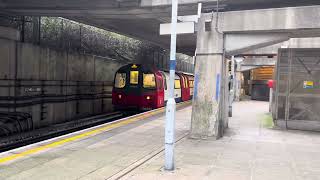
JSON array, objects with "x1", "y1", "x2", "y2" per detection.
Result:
[{"x1": 0, "y1": 111, "x2": 124, "y2": 152}]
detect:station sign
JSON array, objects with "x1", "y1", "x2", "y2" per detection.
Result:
[
  {"x1": 160, "y1": 22, "x2": 195, "y2": 35},
  {"x1": 303, "y1": 81, "x2": 314, "y2": 89}
]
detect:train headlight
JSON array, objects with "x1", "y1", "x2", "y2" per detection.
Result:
[
  {"x1": 146, "y1": 96, "x2": 151, "y2": 100},
  {"x1": 118, "y1": 94, "x2": 122, "y2": 99}
]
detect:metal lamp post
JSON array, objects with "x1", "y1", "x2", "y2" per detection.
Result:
[{"x1": 164, "y1": 0, "x2": 178, "y2": 171}]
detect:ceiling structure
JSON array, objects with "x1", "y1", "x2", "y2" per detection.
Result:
[{"x1": 1, "y1": 0, "x2": 320, "y2": 55}]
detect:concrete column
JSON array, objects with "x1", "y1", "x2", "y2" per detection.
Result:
[
  {"x1": 32, "y1": 17, "x2": 41, "y2": 45},
  {"x1": 235, "y1": 71, "x2": 242, "y2": 101},
  {"x1": 234, "y1": 58, "x2": 243, "y2": 101},
  {"x1": 231, "y1": 56, "x2": 236, "y2": 99},
  {"x1": 190, "y1": 15, "x2": 224, "y2": 139}
]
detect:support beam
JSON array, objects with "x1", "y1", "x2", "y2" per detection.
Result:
[
  {"x1": 238, "y1": 57, "x2": 276, "y2": 71},
  {"x1": 220, "y1": 6, "x2": 320, "y2": 34},
  {"x1": 225, "y1": 33, "x2": 290, "y2": 55},
  {"x1": 243, "y1": 37, "x2": 320, "y2": 55},
  {"x1": 240, "y1": 66, "x2": 259, "y2": 72},
  {"x1": 242, "y1": 57, "x2": 277, "y2": 66}
]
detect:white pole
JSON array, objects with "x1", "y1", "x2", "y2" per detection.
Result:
[
  {"x1": 269, "y1": 88, "x2": 273, "y2": 112},
  {"x1": 165, "y1": 0, "x2": 178, "y2": 171},
  {"x1": 231, "y1": 56, "x2": 235, "y2": 101}
]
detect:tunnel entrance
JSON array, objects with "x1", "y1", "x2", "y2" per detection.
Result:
[{"x1": 237, "y1": 66, "x2": 274, "y2": 101}]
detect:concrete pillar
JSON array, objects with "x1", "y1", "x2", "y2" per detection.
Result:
[
  {"x1": 32, "y1": 17, "x2": 41, "y2": 45},
  {"x1": 190, "y1": 15, "x2": 224, "y2": 139},
  {"x1": 234, "y1": 58, "x2": 243, "y2": 102},
  {"x1": 231, "y1": 56, "x2": 236, "y2": 100},
  {"x1": 235, "y1": 71, "x2": 242, "y2": 101}
]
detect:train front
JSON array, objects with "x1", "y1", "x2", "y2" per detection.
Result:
[{"x1": 112, "y1": 64, "x2": 164, "y2": 111}]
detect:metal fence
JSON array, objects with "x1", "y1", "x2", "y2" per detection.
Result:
[{"x1": 273, "y1": 48, "x2": 320, "y2": 131}]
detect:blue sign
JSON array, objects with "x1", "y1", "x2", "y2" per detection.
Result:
[
  {"x1": 193, "y1": 74, "x2": 199, "y2": 100},
  {"x1": 215, "y1": 74, "x2": 220, "y2": 101}
]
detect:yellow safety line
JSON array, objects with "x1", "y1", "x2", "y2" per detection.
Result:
[{"x1": 0, "y1": 102, "x2": 190, "y2": 164}]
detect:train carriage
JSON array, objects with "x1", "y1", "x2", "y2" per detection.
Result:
[
  {"x1": 112, "y1": 64, "x2": 193, "y2": 111},
  {"x1": 177, "y1": 73, "x2": 190, "y2": 102},
  {"x1": 161, "y1": 72, "x2": 182, "y2": 103},
  {"x1": 186, "y1": 74, "x2": 194, "y2": 99}
]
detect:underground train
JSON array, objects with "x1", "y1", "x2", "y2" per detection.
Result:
[{"x1": 112, "y1": 64, "x2": 194, "y2": 111}]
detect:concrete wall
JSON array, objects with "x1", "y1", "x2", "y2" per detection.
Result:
[
  {"x1": 0, "y1": 38, "x2": 16, "y2": 80},
  {"x1": 0, "y1": 38, "x2": 125, "y2": 130},
  {"x1": 137, "y1": 50, "x2": 194, "y2": 73}
]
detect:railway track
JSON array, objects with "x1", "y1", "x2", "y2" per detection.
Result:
[
  {"x1": 0, "y1": 111, "x2": 125, "y2": 152},
  {"x1": 0, "y1": 101, "x2": 191, "y2": 152}
]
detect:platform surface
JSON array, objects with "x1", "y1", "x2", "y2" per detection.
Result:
[
  {"x1": 0, "y1": 103, "x2": 191, "y2": 180},
  {"x1": 1, "y1": 101, "x2": 320, "y2": 180},
  {"x1": 124, "y1": 101, "x2": 320, "y2": 180}
]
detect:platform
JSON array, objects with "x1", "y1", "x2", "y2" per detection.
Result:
[
  {"x1": 1, "y1": 101, "x2": 320, "y2": 180},
  {"x1": 0, "y1": 102, "x2": 191, "y2": 180}
]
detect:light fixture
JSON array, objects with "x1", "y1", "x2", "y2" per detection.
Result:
[{"x1": 234, "y1": 57, "x2": 244, "y2": 63}]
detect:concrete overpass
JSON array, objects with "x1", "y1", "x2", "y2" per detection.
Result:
[{"x1": 2, "y1": 0, "x2": 320, "y2": 55}]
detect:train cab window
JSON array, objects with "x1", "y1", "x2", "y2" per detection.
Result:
[
  {"x1": 189, "y1": 80, "x2": 194, "y2": 88},
  {"x1": 115, "y1": 73, "x2": 126, "y2": 88},
  {"x1": 184, "y1": 77, "x2": 188, "y2": 88},
  {"x1": 180, "y1": 77, "x2": 184, "y2": 88},
  {"x1": 143, "y1": 73, "x2": 156, "y2": 88},
  {"x1": 174, "y1": 79, "x2": 181, "y2": 89},
  {"x1": 130, "y1": 71, "x2": 139, "y2": 85}
]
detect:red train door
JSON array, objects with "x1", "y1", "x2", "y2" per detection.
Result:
[
  {"x1": 184, "y1": 75, "x2": 191, "y2": 100},
  {"x1": 155, "y1": 72, "x2": 165, "y2": 108},
  {"x1": 181, "y1": 75, "x2": 190, "y2": 101},
  {"x1": 178, "y1": 73, "x2": 190, "y2": 102}
]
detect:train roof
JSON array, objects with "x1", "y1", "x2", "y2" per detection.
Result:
[
  {"x1": 117, "y1": 64, "x2": 159, "y2": 72},
  {"x1": 162, "y1": 70, "x2": 194, "y2": 76},
  {"x1": 116, "y1": 64, "x2": 193, "y2": 76}
]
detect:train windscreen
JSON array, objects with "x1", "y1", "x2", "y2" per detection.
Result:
[
  {"x1": 130, "y1": 71, "x2": 139, "y2": 85},
  {"x1": 115, "y1": 73, "x2": 126, "y2": 88},
  {"x1": 143, "y1": 74, "x2": 156, "y2": 89},
  {"x1": 174, "y1": 80, "x2": 181, "y2": 89}
]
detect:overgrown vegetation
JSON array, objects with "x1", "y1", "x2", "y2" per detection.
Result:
[
  {"x1": 0, "y1": 15, "x2": 193, "y2": 70},
  {"x1": 39, "y1": 17, "x2": 162, "y2": 62},
  {"x1": 261, "y1": 113, "x2": 274, "y2": 128}
]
